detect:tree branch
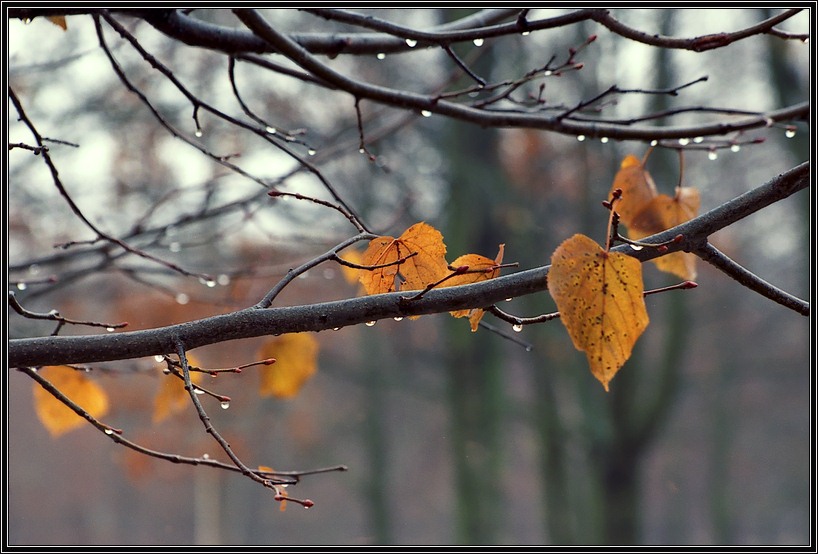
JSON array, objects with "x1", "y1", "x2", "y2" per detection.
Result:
[{"x1": 9, "y1": 162, "x2": 808, "y2": 368}]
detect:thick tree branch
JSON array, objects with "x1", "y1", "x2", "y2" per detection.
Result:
[{"x1": 9, "y1": 162, "x2": 808, "y2": 368}]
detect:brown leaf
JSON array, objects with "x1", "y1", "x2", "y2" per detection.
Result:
[
  {"x1": 549, "y1": 234, "x2": 649, "y2": 391},
  {"x1": 610, "y1": 154, "x2": 658, "y2": 227},
  {"x1": 257, "y1": 333, "x2": 319, "y2": 398},
  {"x1": 33, "y1": 366, "x2": 109, "y2": 437},
  {"x1": 359, "y1": 222, "x2": 448, "y2": 295}
]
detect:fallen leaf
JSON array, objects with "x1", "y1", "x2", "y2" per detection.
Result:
[
  {"x1": 359, "y1": 222, "x2": 448, "y2": 295},
  {"x1": 549, "y1": 234, "x2": 649, "y2": 391},
  {"x1": 153, "y1": 355, "x2": 204, "y2": 424},
  {"x1": 33, "y1": 366, "x2": 109, "y2": 437},
  {"x1": 257, "y1": 333, "x2": 319, "y2": 398}
]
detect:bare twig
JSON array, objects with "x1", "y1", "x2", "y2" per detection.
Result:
[
  {"x1": 8, "y1": 291, "x2": 128, "y2": 335},
  {"x1": 693, "y1": 242, "x2": 809, "y2": 316}
]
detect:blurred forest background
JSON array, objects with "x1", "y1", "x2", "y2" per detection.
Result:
[{"x1": 6, "y1": 8, "x2": 811, "y2": 545}]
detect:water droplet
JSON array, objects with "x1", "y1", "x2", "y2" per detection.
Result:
[
  {"x1": 525, "y1": 346, "x2": 533, "y2": 352},
  {"x1": 48, "y1": 309, "x2": 59, "y2": 316},
  {"x1": 365, "y1": 321, "x2": 376, "y2": 327},
  {"x1": 650, "y1": 140, "x2": 658, "y2": 146},
  {"x1": 307, "y1": 148, "x2": 317, "y2": 156},
  {"x1": 544, "y1": 70, "x2": 553, "y2": 76},
  {"x1": 193, "y1": 388, "x2": 205, "y2": 395},
  {"x1": 785, "y1": 127, "x2": 796, "y2": 138},
  {"x1": 358, "y1": 148, "x2": 366, "y2": 154},
  {"x1": 84, "y1": 367, "x2": 92, "y2": 372},
  {"x1": 266, "y1": 126, "x2": 277, "y2": 134},
  {"x1": 421, "y1": 110, "x2": 432, "y2": 117},
  {"x1": 16, "y1": 282, "x2": 26, "y2": 290},
  {"x1": 629, "y1": 243, "x2": 643, "y2": 251},
  {"x1": 521, "y1": 31, "x2": 530, "y2": 36},
  {"x1": 202, "y1": 453, "x2": 210, "y2": 459},
  {"x1": 155, "y1": 355, "x2": 165, "y2": 362},
  {"x1": 376, "y1": 53, "x2": 386, "y2": 60},
  {"x1": 195, "y1": 129, "x2": 203, "y2": 138},
  {"x1": 28, "y1": 264, "x2": 40, "y2": 275},
  {"x1": 393, "y1": 317, "x2": 403, "y2": 322},
  {"x1": 730, "y1": 144, "x2": 741, "y2": 153},
  {"x1": 220, "y1": 401, "x2": 230, "y2": 410},
  {"x1": 505, "y1": 298, "x2": 513, "y2": 302},
  {"x1": 332, "y1": 327, "x2": 340, "y2": 331},
  {"x1": 576, "y1": 135, "x2": 586, "y2": 142},
  {"x1": 104, "y1": 428, "x2": 114, "y2": 435},
  {"x1": 600, "y1": 137, "x2": 609, "y2": 144},
  {"x1": 162, "y1": 368, "x2": 171, "y2": 375},
  {"x1": 472, "y1": 38, "x2": 484, "y2": 47},
  {"x1": 708, "y1": 150, "x2": 718, "y2": 161},
  {"x1": 176, "y1": 293, "x2": 189, "y2": 305},
  {"x1": 217, "y1": 274, "x2": 231, "y2": 286},
  {"x1": 678, "y1": 138, "x2": 690, "y2": 146},
  {"x1": 693, "y1": 136, "x2": 704, "y2": 144},
  {"x1": 512, "y1": 323, "x2": 523, "y2": 333},
  {"x1": 169, "y1": 242, "x2": 181, "y2": 253},
  {"x1": 405, "y1": 38, "x2": 417, "y2": 47},
  {"x1": 22, "y1": 18, "x2": 32, "y2": 25},
  {"x1": 106, "y1": 327, "x2": 116, "y2": 332}
]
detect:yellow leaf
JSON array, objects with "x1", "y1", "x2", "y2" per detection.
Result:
[
  {"x1": 152, "y1": 355, "x2": 204, "y2": 424},
  {"x1": 33, "y1": 366, "x2": 109, "y2": 437},
  {"x1": 548, "y1": 234, "x2": 649, "y2": 391},
  {"x1": 611, "y1": 154, "x2": 700, "y2": 280},
  {"x1": 446, "y1": 244, "x2": 505, "y2": 329},
  {"x1": 359, "y1": 222, "x2": 448, "y2": 295},
  {"x1": 257, "y1": 333, "x2": 319, "y2": 398},
  {"x1": 629, "y1": 188, "x2": 700, "y2": 279},
  {"x1": 47, "y1": 16, "x2": 68, "y2": 30}
]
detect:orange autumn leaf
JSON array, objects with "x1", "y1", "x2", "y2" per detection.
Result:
[
  {"x1": 610, "y1": 154, "x2": 699, "y2": 280},
  {"x1": 446, "y1": 244, "x2": 505, "y2": 330},
  {"x1": 629, "y1": 187, "x2": 700, "y2": 279},
  {"x1": 610, "y1": 154, "x2": 658, "y2": 227},
  {"x1": 153, "y1": 355, "x2": 204, "y2": 424},
  {"x1": 359, "y1": 222, "x2": 448, "y2": 295},
  {"x1": 549, "y1": 234, "x2": 649, "y2": 391},
  {"x1": 33, "y1": 366, "x2": 109, "y2": 437},
  {"x1": 257, "y1": 333, "x2": 319, "y2": 398}
]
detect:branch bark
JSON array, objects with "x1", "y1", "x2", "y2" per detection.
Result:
[{"x1": 9, "y1": 162, "x2": 809, "y2": 368}]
